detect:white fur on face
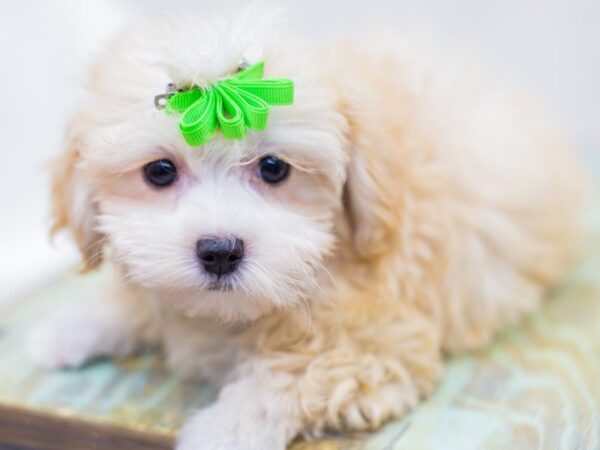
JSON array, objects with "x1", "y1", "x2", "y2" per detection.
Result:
[
  {"x1": 98, "y1": 160, "x2": 336, "y2": 322},
  {"x1": 88, "y1": 107, "x2": 346, "y2": 322},
  {"x1": 91, "y1": 130, "x2": 345, "y2": 321}
]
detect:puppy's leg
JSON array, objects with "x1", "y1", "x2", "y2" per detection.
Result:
[
  {"x1": 296, "y1": 320, "x2": 442, "y2": 435},
  {"x1": 438, "y1": 92, "x2": 587, "y2": 353},
  {"x1": 177, "y1": 314, "x2": 441, "y2": 449},
  {"x1": 27, "y1": 283, "x2": 160, "y2": 369},
  {"x1": 442, "y1": 194, "x2": 584, "y2": 353},
  {"x1": 177, "y1": 374, "x2": 302, "y2": 450}
]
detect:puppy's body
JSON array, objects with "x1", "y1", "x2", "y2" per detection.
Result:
[{"x1": 29, "y1": 11, "x2": 586, "y2": 449}]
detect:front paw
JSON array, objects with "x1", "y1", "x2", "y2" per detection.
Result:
[
  {"x1": 177, "y1": 404, "x2": 287, "y2": 450},
  {"x1": 26, "y1": 309, "x2": 108, "y2": 369}
]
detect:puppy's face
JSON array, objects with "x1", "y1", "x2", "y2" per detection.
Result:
[
  {"x1": 52, "y1": 16, "x2": 394, "y2": 322},
  {"x1": 93, "y1": 105, "x2": 346, "y2": 321}
]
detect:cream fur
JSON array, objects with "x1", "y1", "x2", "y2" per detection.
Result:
[{"x1": 29, "y1": 7, "x2": 587, "y2": 450}]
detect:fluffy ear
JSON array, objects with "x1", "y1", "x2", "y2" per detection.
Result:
[
  {"x1": 343, "y1": 103, "x2": 403, "y2": 259},
  {"x1": 50, "y1": 116, "x2": 104, "y2": 271}
]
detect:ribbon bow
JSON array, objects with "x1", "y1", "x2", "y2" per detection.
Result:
[{"x1": 156, "y1": 62, "x2": 294, "y2": 147}]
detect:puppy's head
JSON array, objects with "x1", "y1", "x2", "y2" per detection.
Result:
[{"x1": 52, "y1": 11, "x2": 399, "y2": 322}]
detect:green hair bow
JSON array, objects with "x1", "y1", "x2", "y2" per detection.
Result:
[{"x1": 155, "y1": 62, "x2": 294, "y2": 147}]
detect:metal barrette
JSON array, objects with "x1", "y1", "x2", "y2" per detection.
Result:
[
  {"x1": 237, "y1": 57, "x2": 250, "y2": 71},
  {"x1": 154, "y1": 83, "x2": 179, "y2": 110}
]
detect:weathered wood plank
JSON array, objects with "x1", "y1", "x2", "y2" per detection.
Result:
[{"x1": 0, "y1": 403, "x2": 172, "y2": 450}]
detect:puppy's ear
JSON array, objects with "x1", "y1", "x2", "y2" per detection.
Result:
[
  {"x1": 51, "y1": 116, "x2": 104, "y2": 271},
  {"x1": 343, "y1": 98, "x2": 403, "y2": 259}
]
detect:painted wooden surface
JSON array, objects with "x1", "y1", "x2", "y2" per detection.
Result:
[{"x1": 1, "y1": 209, "x2": 599, "y2": 449}]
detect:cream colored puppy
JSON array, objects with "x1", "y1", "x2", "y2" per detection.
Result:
[{"x1": 28, "y1": 9, "x2": 586, "y2": 450}]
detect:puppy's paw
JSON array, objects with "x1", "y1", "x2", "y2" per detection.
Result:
[
  {"x1": 26, "y1": 309, "x2": 109, "y2": 369},
  {"x1": 176, "y1": 408, "x2": 243, "y2": 450},
  {"x1": 332, "y1": 381, "x2": 418, "y2": 432},
  {"x1": 177, "y1": 404, "x2": 287, "y2": 450}
]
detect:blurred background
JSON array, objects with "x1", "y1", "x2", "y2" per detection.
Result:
[{"x1": 0, "y1": 0, "x2": 598, "y2": 307}]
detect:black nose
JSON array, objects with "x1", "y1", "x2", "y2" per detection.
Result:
[{"x1": 196, "y1": 237, "x2": 244, "y2": 277}]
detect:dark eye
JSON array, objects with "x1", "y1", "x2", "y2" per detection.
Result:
[
  {"x1": 258, "y1": 156, "x2": 290, "y2": 184},
  {"x1": 144, "y1": 159, "x2": 177, "y2": 187}
]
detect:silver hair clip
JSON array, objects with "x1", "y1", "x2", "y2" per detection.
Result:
[
  {"x1": 155, "y1": 60, "x2": 250, "y2": 109},
  {"x1": 155, "y1": 59, "x2": 253, "y2": 110},
  {"x1": 237, "y1": 57, "x2": 250, "y2": 71},
  {"x1": 154, "y1": 83, "x2": 179, "y2": 110}
]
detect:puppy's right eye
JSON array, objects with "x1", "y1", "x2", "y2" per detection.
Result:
[{"x1": 144, "y1": 159, "x2": 177, "y2": 187}]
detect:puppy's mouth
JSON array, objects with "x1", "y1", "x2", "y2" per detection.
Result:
[{"x1": 207, "y1": 276, "x2": 235, "y2": 292}]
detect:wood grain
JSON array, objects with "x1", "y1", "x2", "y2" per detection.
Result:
[{"x1": 0, "y1": 404, "x2": 172, "y2": 450}]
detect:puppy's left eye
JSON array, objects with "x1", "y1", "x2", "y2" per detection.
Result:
[
  {"x1": 144, "y1": 159, "x2": 177, "y2": 187},
  {"x1": 258, "y1": 156, "x2": 290, "y2": 184}
]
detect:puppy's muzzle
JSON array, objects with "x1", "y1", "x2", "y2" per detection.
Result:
[{"x1": 196, "y1": 237, "x2": 244, "y2": 277}]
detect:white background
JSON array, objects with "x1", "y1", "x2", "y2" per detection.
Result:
[{"x1": 0, "y1": 0, "x2": 598, "y2": 307}]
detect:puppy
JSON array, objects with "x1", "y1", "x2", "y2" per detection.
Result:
[{"x1": 28, "y1": 8, "x2": 587, "y2": 450}]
